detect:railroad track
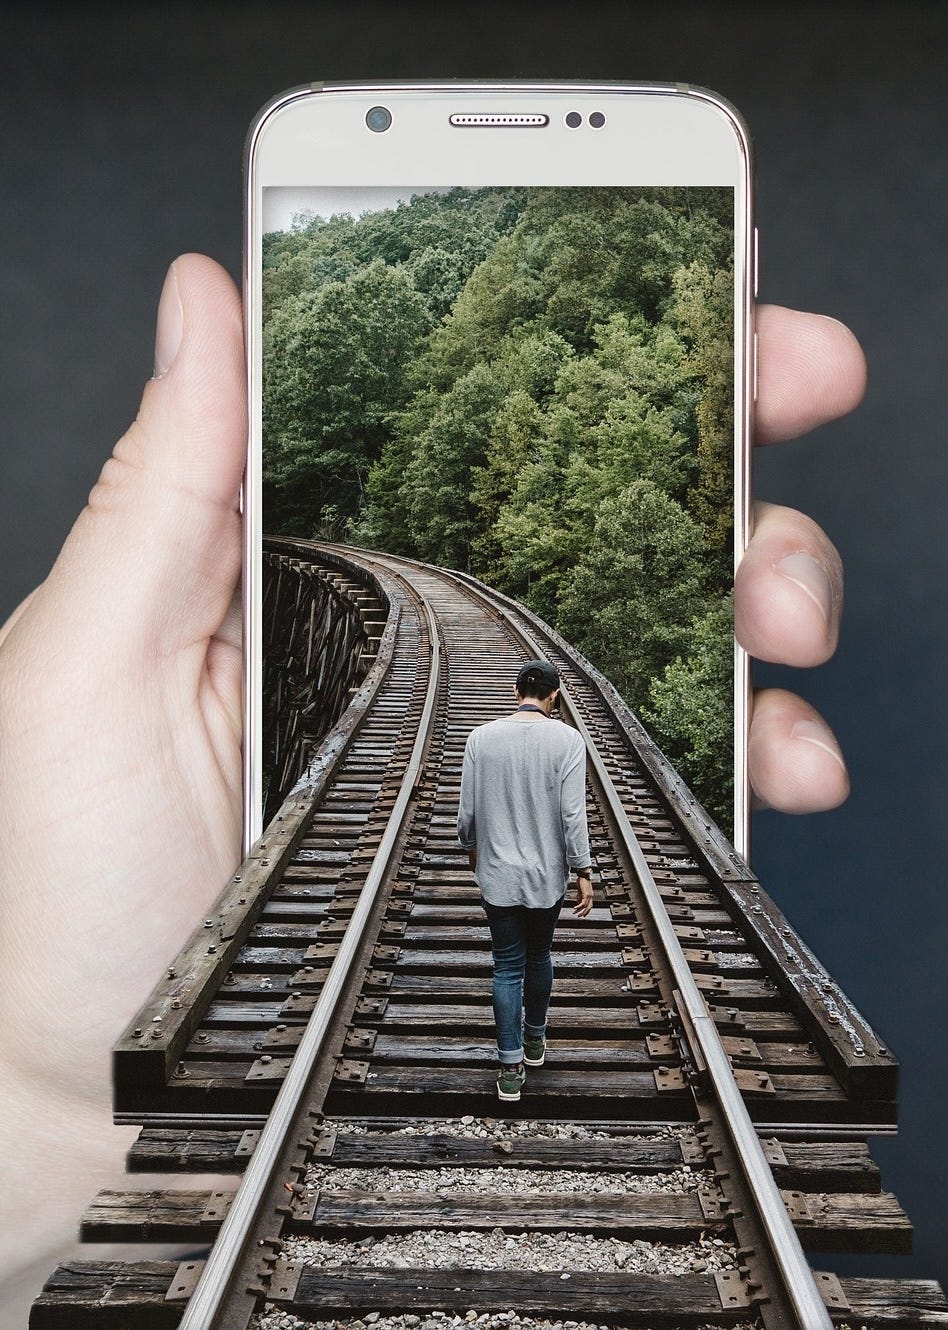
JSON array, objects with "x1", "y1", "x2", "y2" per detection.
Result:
[{"x1": 32, "y1": 540, "x2": 945, "y2": 1330}]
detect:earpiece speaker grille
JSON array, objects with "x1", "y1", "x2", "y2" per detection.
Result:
[{"x1": 448, "y1": 114, "x2": 549, "y2": 128}]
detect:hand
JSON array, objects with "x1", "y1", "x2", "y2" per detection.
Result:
[
  {"x1": 738, "y1": 307, "x2": 866, "y2": 813},
  {"x1": 573, "y1": 873, "x2": 594, "y2": 917},
  {"x1": 0, "y1": 270, "x2": 863, "y2": 1318},
  {"x1": 468, "y1": 848, "x2": 477, "y2": 871},
  {"x1": 0, "y1": 255, "x2": 245, "y2": 1309}
]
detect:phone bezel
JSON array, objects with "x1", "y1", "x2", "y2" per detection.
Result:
[{"x1": 243, "y1": 80, "x2": 755, "y2": 860}]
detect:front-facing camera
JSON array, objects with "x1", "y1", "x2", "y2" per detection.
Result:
[{"x1": 366, "y1": 106, "x2": 393, "y2": 133}]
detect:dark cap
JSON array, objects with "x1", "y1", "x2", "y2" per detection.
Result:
[{"x1": 515, "y1": 658, "x2": 560, "y2": 696}]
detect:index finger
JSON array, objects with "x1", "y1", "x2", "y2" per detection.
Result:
[{"x1": 755, "y1": 305, "x2": 867, "y2": 445}]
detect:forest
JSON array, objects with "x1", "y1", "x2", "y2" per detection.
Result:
[{"x1": 262, "y1": 186, "x2": 735, "y2": 829}]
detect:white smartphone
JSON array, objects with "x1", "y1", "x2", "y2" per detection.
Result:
[{"x1": 244, "y1": 81, "x2": 754, "y2": 859}]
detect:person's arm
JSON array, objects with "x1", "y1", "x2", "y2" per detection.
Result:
[
  {"x1": 561, "y1": 732, "x2": 591, "y2": 857},
  {"x1": 572, "y1": 868, "x2": 594, "y2": 918},
  {"x1": 457, "y1": 731, "x2": 477, "y2": 869},
  {"x1": 560, "y1": 736, "x2": 594, "y2": 916}
]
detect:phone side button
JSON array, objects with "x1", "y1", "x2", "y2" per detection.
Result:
[
  {"x1": 753, "y1": 226, "x2": 759, "y2": 297},
  {"x1": 753, "y1": 331, "x2": 759, "y2": 402}
]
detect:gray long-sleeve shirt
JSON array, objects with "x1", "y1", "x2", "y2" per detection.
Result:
[{"x1": 457, "y1": 714, "x2": 591, "y2": 908}]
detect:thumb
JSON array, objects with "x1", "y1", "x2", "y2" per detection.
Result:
[{"x1": 14, "y1": 254, "x2": 246, "y2": 671}]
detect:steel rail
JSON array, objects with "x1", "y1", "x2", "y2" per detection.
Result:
[
  {"x1": 439, "y1": 566, "x2": 833, "y2": 1330},
  {"x1": 177, "y1": 587, "x2": 442, "y2": 1330}
]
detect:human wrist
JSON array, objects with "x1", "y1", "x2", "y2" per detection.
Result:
[{"x1": 0, "y1": 1053, "x2": 133, "y2": 1292}]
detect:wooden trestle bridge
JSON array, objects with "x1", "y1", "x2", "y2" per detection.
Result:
[{"x1": 31, "y1": 538, "x2": 946, "y2": 1330}]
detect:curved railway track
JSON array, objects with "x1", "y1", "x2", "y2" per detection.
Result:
[{"x1": 32, "y1": 540, "x2": 945, "y2": 1330}]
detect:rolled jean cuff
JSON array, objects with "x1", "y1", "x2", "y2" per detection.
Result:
[
  {"x1": 523, "y1": 1021, "x2": 546, "y2": 1038},
  {"x1": 498, "y1": 1046, "x2": 524, "y2": 1065}
]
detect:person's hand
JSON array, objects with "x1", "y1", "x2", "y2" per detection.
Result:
[
  {"x1": 738, "y1": 307, "x2": 866, "y2": 812},
  {"x1": 573, "y1": 872, "x2": 594, "y2": 917},
  {"x1": 0, "y1": 267, "x2": 864, "y2": 1318},
  {"x1": 0, "y1": 254, "x2": 245, "y2": 1309},
  {"x1": 468, "y1": 848, "x2": 477, "y2": 871}
]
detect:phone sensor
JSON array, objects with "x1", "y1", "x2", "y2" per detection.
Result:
[{"x1": 365, "y1": 106, "x2": 393, "y2": 133}]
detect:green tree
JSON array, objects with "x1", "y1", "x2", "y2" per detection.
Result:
[
  {"x1": 360, "y1": 426, "x2": 419, "y2": 553},
  {"x1": 412, "y1": 186, "x2": 732, "y2": 391},
  {"x1": 470, "y1": 389, "x2": 546, "y2": 573},
  {"x1": 399, "y1": 362, "x2": 506, "y2": 569},
  {"x1": 405, "y1": 245, "x2": 473, "y2": 322},
  {"x1": 262, "y1": 252, "x2": 313, "y2": 320},
  {"x1": 667, "y1": 260, "x2": 735, "y2": 577},
  {"x1": 643, "y1": 595, "x2": 735, "y2": 829},
  {"x1": 484, "y1": 318, "x2": 692, "y2": 616},
  {"x1": 557, "y1": 480, "x2": 706, "y2": 706},
  {"x1": 263, "y1": 259, "x2": 428, "y2": 533}
]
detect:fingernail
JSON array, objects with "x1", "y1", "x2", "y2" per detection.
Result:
[
  {"x1": 776, "y1": 552, "x2": 833, "y2": 622},
  {"x1": 153, "y1": 262, "x2": 183, "y2": 378},
  {"x1": 791, "y1": 719, "x2": 847, "y2": 772}
]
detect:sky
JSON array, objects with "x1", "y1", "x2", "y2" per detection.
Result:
[{"x1": 263, "y1": 185, "x2": 452, "y2": 232}]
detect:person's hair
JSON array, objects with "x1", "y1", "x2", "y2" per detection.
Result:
[{"x1": 518, "y1": 669, "x2": 555, "y2": 701}]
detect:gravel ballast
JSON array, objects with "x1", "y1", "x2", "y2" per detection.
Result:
[
  {"x1": 249, "y1": 1118, "x2": 736, "y2": 1330},
  {"x1": 282, "y1": 1229, "x2": 736, "y2": 1275},
  {"x1": 251, "y1": 1310, "x2": 757, "y2": 1330},
  {"x1": 304, "y1": 1163, "x2": 702, "y2": 1195},
  {"x1": 335, "y1": 1120, "x2": 688, "y2": 1144}
]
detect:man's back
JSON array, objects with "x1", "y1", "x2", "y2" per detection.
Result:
[{"x1": 457, "y1": 714, "x2": 590, "y2": 908}]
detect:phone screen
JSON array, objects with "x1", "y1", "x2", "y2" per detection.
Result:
[{"x1": 260, "y1": 184, "x2": 736, "y2": 839}]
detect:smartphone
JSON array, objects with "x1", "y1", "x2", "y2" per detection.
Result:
[{"x1": 244, "y1": 81, "x2": 754, "y2": 859}]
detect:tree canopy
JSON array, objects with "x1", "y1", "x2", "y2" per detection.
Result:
[{"x1": 263, "y1": 185, "x2": 735, "y2": 827}]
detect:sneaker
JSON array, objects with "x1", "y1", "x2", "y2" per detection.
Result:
[
  {"x1": 497, "y1": 1063, "x2": 526, "y2": 1101},
  {"x1": 523, "y1": 1033, "x2": 546, "y2": 1067}
]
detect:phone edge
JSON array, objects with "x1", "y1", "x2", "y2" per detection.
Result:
[{"x1": 241, "y1": 79, "x2": 755, "y2": 863}]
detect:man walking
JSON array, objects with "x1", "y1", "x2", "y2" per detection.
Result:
[{"x1": 457, "y1": 658, "x2": 593, "y2": 1102}]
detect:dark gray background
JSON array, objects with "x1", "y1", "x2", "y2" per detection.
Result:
[{"x1": 2, "y1": 0, "x2": 945, "y2": 1289}]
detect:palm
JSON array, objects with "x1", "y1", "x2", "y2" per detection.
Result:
[
  {"x1": 0, "y1": 540, "x2": 243, "y2": 1106},
  {"x1": 0, "y1": 255, "x2": 247, "y2": 1106}
]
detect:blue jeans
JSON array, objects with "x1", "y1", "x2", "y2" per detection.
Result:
[{"x1": 481, "y1": 894, "x2": 565, "y2": 1065}]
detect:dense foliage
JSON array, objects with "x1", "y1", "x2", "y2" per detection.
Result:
[{"x1": 263, "y1": 186, "x2": 735, "y2": 829}]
